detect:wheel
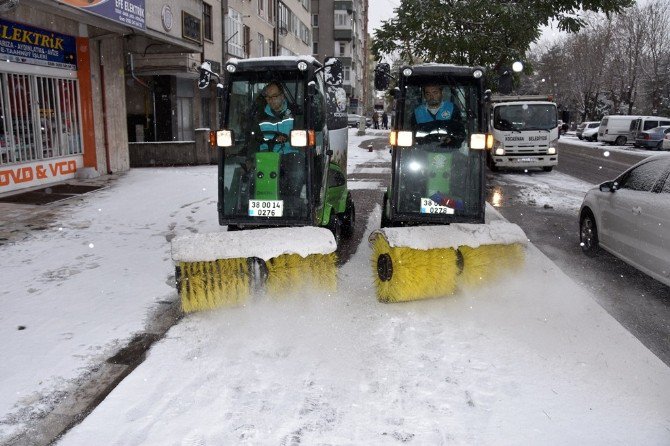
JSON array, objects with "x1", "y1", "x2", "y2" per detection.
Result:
[
  {"x1": 327, "y1": 212, "x2": 341, "y2": 246},
  {"x1": 656, "y1": 141, "x2": 663, "y2": 151},
  {"x1": 340, "y1": 192, "x2": 355, "y2": 237},
  {"x1": 542, "y1": 166, "x2": 553, "y2": 172},
  {"x1": 614, "y1": 136, "x2": 626, "y2": 146},
  {"x1": 580, "y1": 210, "x2": 600, "y2": 257}
]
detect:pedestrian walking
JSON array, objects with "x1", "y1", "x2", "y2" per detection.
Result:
[{"x1": 382, "y1": 111, "x2": 388, "y2": 130}]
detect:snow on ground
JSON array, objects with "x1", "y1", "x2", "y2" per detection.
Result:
[
  {"x1": 3, "y1": 128, "x2": 670, "y2": 445},
  {"x1": 59, "y1": 203, "x2": 670, "y2": 445}
]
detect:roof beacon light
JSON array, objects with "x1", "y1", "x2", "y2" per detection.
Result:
[
  {"x1": 473, "y1": 69, "x2": 483, "y2": 79},
  {"x1": 226, "y1": 63, "x2": 237, "y2": 73},
  {"x1": 297, "y1": 61, "x2": 308, "y2": 72},
  {"x1": 402, "y1": 67, "x2": 413, "y2": 77}
]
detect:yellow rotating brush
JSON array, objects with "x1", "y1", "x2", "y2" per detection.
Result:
[
  {"x1": 172, "y1": 227, "x2": 338, "y2": 312},
  {"x1": 369, "y1": 222, "x2": 528, "y2": 303}
]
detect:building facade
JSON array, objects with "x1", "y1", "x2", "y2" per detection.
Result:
[
  {"x1": 310, "y1": 0, "x2": 367, "y2": 115},
  {"x1": 0, "y1": 0, "x2": 217, "y2": 194}
]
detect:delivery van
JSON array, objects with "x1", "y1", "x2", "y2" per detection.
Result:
[{"x1": 598, "y1": 115, "x2": 640, "y2": 145}]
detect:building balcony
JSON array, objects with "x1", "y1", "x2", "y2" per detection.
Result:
[
  {"x1": 333, "y1": 29, "x2": 353, "y2": 40},
  {"x1": 334, "y1": 1, "x2": 354, "y2": 12},
  {"x1": 336, "y1": 56, "x2": 352, "y2": 65}
]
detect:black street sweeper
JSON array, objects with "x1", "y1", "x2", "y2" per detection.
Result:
[
  {"x1": 171, "y1": 57, "x2": 354, "y2": 312},
  {"x1": 370, "y1": 63, "x2": 528, "y2": 303}
]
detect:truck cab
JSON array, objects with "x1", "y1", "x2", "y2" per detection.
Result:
[{"x1": 486, "y1": 95, "x2": 559, "y2": 172}]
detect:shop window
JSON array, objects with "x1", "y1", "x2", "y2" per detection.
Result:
[{"x1": 0, "y1": 73, "x2": 82, "y2": 165}]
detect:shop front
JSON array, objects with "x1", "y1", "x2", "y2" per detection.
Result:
[{"x1": 0, "y1": 18, "x2": 94, "y2": 193}]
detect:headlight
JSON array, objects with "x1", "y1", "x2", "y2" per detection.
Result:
[
  {"x1": 493, "y1": 139, "x2": 504, "y2": 155},
  {"x1": 390, "y1": 130, "x2": 413, "y2": 147},
  {"x1": 291, "y1": 130, "x2": 314, "y2": 147},
  {"x1": 548, "y1": 138, "x2": 558, "y2": 155},
  {"x1": 470, "y1": 133, "x2": 488, "y2": 150},
  {"x1": 216, "y1": 130, "x2": 233, "y2": 147}
]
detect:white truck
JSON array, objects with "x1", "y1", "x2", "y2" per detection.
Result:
[{"x1": 486, "y1": 94, "x2": 559, "y2": 172}]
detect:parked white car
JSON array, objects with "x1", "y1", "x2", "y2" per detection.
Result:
[
  {"x1": 579, "y1": 155, "x2": 670, "y2": 287},
  {"x1": 576, "y1": 121, "x2": 600, "y2": 141}
]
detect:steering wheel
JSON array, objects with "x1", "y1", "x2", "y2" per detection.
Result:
[
  {"x1": 262, "y1": 130, "x2": 290, "y2": 146},
  {"x1": 416, "y1": 121, "x2": 465, "y2": 147}
]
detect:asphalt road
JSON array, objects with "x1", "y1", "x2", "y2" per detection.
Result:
[{"x1": 489, "y1": 137, "x2": 670, "y2": 367}]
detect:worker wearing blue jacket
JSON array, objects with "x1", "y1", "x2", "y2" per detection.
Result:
[
  {"x1": 412, "y1": 84, "x2": 465, "y2": 147},
  {"x1": 258, "y1": 82, "x2": 297, "y2": 153}
]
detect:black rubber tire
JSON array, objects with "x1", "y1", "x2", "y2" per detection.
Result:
[
  {"x1": 580, "y1": 210, "x2": 600, "y2": 257},
  {"x1": 615, "y1": 136, "x2": 626, "y2": 146},
  {"x1": 340, "y1": 192, "x2": 355, "y2": 238},
  {"x1": 542, "y1": 166, "x2": 554, "y2": 172}
]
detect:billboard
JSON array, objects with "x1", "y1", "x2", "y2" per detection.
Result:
[{"x1": 58, "y1": 0, "x2": 146, "y2": 30}]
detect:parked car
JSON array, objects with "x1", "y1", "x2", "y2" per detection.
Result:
[
  {"x1": 579, "y1": 155, "x2": 670, "y2": 287},
  {"x1": 633, "y1": 125, "x2": 670, "y2": 150},
  {"x1": 629, "y1": 116, "x2": 670, "y2": 141},
  {"x1": 347, "y1": 114, "x2": 371, "y2": 128},
  {"x1": 576, "y1": 121, "x2": 600, "y2": 141}
]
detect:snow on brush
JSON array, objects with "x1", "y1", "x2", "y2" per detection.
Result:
[
  {"x1": 59, "y1": 208, "x2": 670, "y2": 445},
  {"x1": 171, "y1": 226, "x2": 337, "y2": 262}
]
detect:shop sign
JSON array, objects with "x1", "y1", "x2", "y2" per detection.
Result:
[
  {"x1": 58, "y1": 0, "x2": 146, "y2": 30},
  {"x1": 0, "y1": 156, "x2": 82, "y2": 192},
  {"x1": 0, "y1": 19, "x2": 77, "y2": 70},
  {"x1": 182, "y1": 11, "x2": 202, "y2": 43}
]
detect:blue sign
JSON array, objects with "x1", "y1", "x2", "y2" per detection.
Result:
[
  {"x1": 0, "y1": 19, "x2": 77, "y2": 70},
  {"x1": 59, "y1": 0, "x2": 146, "y2": 30}
]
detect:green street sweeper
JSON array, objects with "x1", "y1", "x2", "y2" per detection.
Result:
[
  {"x1": 370, "y1": 63, "x2": 528, "y2": 303},
  {"x1": 171, "y1": 57, "x2": 355, "y2": 312}
]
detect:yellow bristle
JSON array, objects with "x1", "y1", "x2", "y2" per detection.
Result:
[
  {"x1": 371, "y1": 236, "x2": 458, "y2": 303},
  {"x1": 266, "y1": 252, "x2": 338, "y2": 296},
  {"x1": 178, "y1": 258, "x2": 252, "y2": 313},
  {"x1": 458, "y1": 243, "x2": 525, "y2": 288}
]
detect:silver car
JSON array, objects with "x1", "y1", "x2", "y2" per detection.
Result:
[{"x1": 579, "y1": 155, "x2": 670, "y2": 287}]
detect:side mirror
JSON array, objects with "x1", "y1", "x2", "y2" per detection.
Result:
[
  {"x1": 324, "y1": 57, "x2": 343, "y2": 86},
  {"x1": 599, "y1": 181, "x2": 617, "y2": 192},
  {"x1": 374, "y1": 63, "x2": 390, "y2": 91},
  {"x1": 198, "y1": 68, "x2": 212, "y2": 89}
]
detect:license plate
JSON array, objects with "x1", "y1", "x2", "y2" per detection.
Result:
[
  {"x1": 420, "y1": 198, "x2": 455, "y2": 215},
  {"x1": 516, "y1": 157, "x2": 535, "y2": 162},
  {"x1": 248, "y1": 200, "x2": 283, "y2": 217}
]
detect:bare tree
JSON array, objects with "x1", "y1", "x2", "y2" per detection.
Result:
[{"x1": 638, "y1": 0, "x2": 670, "y2": 115}]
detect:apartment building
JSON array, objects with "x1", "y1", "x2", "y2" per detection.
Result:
[
  {"x1": 311, "y1": 0, "x2": 367, "y2": 115},
  {"x1": 223, "y1": 0, "x2": 311, "y2": 60}
]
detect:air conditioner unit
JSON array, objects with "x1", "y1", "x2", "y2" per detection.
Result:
[{"x1": 0, "y1": 0, "x2": 19, "y2": 12}]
